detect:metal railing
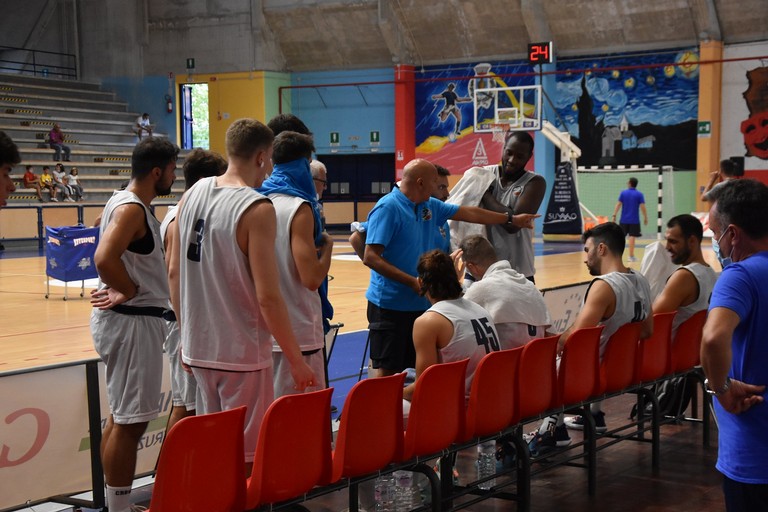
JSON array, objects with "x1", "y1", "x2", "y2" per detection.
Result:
[{"x1": 0, "y1": 46, "x2": 77, "y2": 80}]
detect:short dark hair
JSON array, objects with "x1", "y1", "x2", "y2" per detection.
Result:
[
  {"x1": 459, "y1": 235, "x2": 497, "y2": 267},
  {"x1": 720, "y1": 159, "x2": 742, "y2": 177},
  {"x1": 417, "y1": 250, "x2": 463, "y2": 301},
  {"x1": 667, "y1": 214, "x2": 703, "y2": 242},
  {"x1": 26, "y1": 165, "x2": 32, "y2": 171},
  {"x1": 435, "y1": 164, "x2": 450, "y2": 177},
  {"x1": 131, "y1": 137, "x2": 179, "y2": 179},
  {"x1": 267, "y1": 114, "x2": 311, "y2": 137},
  {"x1": 272, "y1": 131, "x2": 315, "y2": 165},
  {"x1": 0, "y1": 131, "x2": 21, "y2": 167},
  {"x1": 629, "y1": 177, "x2": 638, "y2": 188},
  {"x1": 504, "y1": 131, "x2": 534, "y2": 152},
  {"x1": 583, "y1": 222, "x2": 625, "y2": 256},
  {"x1": 709, "y1": 179, "x2": 768, "y2": 239},
  {"x1": 182, "y1": 148, "x2": 227, "y2": 190}
]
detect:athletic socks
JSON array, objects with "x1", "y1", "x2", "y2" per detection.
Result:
[{"x1": 106, "y1": 484, "x2": 133, "y2": 512}]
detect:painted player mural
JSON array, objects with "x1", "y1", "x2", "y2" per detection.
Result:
[{"x1": 415, "y1": 49, "x2": 700, "y2": 174}]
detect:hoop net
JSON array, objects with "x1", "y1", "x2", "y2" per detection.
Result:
[{"x1": 490, "y1": 123, "x2": 508, "y2": 143}]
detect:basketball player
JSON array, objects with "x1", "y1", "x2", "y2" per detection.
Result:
[
  {"x1": 258, "y1": 131, "x2": 333, "y2": 397},
  {"x1": 90, "y1": 137, "x2": 178, "y2": 512},
  {"x1": 169, "y1": 119, "x2": 315, "y2": 470},
  {"x1": 432, "y1": 83, "x2": 472, "y2": 135},
  {"x1": 159, "y1": 148, "x2": 227, "y2": 436}
]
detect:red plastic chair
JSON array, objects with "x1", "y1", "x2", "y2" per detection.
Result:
[
  {"x1": 556, "y1": 326, "x2": 604, "y2": 407},
  {"x1": 635, "y1": 311, "x2": 676, "y2": 383},
  {"x1": 147, "y1": 407, "x2": 246, "y2": 512},
  {"x1": 331, "y1": 373, "x2": 405, "y2": 482},
  {"x1": 402, "y1": 358, "x2": 469, "y2": 461},
  {"x1": 599, "y1": 322, "x2": 643, "y2": 394},
  {"x1": 462, "y1": 347, "x2": 523, "y2": 441},
  {"x1": 516, "y1": 335, "x2": 559, "y2": 419},
  {"x1": 245, "y1": 388, "x2": 333, "y2": 510},
  {"x1": 670, "y1": 310, "x2": 707, "y2": 373}
]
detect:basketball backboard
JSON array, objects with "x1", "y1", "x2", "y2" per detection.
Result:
[{"x1": 473, "y1": 84, "x2": 542, "y2": 133}]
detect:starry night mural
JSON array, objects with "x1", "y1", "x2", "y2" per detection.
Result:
[
  {"x1": 554, "y1": 48, "x2": 700, "y2": 169},
  {"x1": 414, "y1": 48, "x2": 700, "y2": 172}
]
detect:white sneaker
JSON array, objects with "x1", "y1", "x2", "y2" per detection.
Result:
[
  {"x1": 628, "y1": 256, "x2": 637, "y2": 262},
  {"x1": 65, "y1": 197, "x2": 75, "y2": 202},
  {"x1": 50, "y1": 197, "x2": 59, "y2": 202}
]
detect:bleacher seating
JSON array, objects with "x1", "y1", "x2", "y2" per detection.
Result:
[{"x1": 0, "y1": 73, "x2": 185, "y2": 205}]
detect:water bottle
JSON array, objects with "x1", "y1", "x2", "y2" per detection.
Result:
[
  {"x1": 476, "y1": 441, "x2": 496, "y2": 490},
  {"x1": 374, "y1": 473, "x2": 396, "y2": 512},
  {"x1": 393, "y1": 470, "x2": 419, "y2": 511}
]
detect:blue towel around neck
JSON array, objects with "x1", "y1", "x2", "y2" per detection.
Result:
[{"x1": 258, "y1": 158, "x2": 323, "y2": 245}]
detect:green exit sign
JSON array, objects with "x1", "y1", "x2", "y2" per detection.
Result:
[
  {"x1": 330, "y1": 132, "x2": 340, "y2": 145},
  {"x1": 370, "y1": 131, "x2": 380, "y2": 144},
  {"x1": 697, "y1": 121, "x2": 711, "y2": 137}
]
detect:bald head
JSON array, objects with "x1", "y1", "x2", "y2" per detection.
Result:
[{"x1": 400, "y1": 159, "x2": 438, "y2": 203}]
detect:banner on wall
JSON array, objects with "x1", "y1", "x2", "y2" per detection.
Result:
[
  {"x1": 0, "y1": 360, "x2": 171, "y2": 509},
  {"x1": 543, "y1": 162, "x2": 582, "y2": 235}
]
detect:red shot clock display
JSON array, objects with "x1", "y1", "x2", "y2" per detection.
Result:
[{"x1": 528, "y1": 42, "x2": 554, "y2": 65}]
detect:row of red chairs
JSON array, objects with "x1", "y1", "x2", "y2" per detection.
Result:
[{"x1": 145, "y1": 309, "x2": 708, "y2": 512}]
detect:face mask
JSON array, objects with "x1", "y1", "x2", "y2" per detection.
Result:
[{"x1": 713, "y1": 228, "x2": 733, "y2": 268}]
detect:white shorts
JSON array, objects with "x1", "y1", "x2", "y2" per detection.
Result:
[
  {"x1": 91, "y1": 309, "x2": 166, "y2": 424},
  {"x1": 272, "y1": 349, "x2": 326, "y2": 398},
  {"x1": 191, "y1": 366, "x2": 273, "y2": 463},
  {"x1": 163, "y1": 322, "x2": 196, "y2": 410}
]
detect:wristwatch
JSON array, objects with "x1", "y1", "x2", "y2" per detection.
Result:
[
  {"x1": 506, "y1": 211, "x2": 514, "y2": 225},
  {"x1": 705, "y1": 376, "x2": 731, "y2": 396}
]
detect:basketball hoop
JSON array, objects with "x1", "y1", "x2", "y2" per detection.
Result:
[{"x1": 490, "y1": 123, "x2": 508, "y2": 143}]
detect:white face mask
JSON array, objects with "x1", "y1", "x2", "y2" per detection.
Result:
[{"x1": 713, "y1": 228, "x2": 733, "y2": 268}]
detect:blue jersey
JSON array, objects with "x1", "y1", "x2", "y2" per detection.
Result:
[
  {"x1": 709, "y1": 251, "x2": 768, "y2": 484},
  {"x1": 618, "y1": 188, "x2": 645, "y2": 224},
  {"x1": 365, "y1": 188, "x2": 459, "y2": 311}
]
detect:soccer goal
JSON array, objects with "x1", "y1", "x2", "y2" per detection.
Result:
[{"x1": 576, "y1": 165, "x2": 677, "y2": 240}]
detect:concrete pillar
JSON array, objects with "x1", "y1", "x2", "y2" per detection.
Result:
[{"x1": 696, "y1": 40, "x2": 723, "y2": 211}]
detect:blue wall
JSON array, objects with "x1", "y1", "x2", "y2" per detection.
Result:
[
  {"x1": 290, "y1": 68, "x2": 395, "y2": 155},
  {"x1": 101, "y1": 75, "x2": 177, "y2": 143}
]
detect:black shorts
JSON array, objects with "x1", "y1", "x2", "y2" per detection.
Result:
[
  {"x1": 367, "y1": 301, "x2": 422, "y2": 372},
  {"x1": 620, "y1": 223, "x2": 642, "y2": 237}
]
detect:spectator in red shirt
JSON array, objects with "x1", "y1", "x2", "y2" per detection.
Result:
[{"x1": 49, "y1": 123, "x2": 71, "y2": 162}]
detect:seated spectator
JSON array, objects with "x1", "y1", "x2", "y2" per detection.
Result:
[
  {"x1": 457, "y1": 234, "x2": 551, "y2": 349},
  {"x1": 402, "y1": 249, "x2": 499, "y2": 420},
  {"x1": 23, "y1": 165, "x2": 44, "y2": 202},
  {"x1": 653, "y1": 214, "x2": 718, "y2": 335},
  {"x1": 53, "y1": 163, "x2": 74, "y2": 202},
  {"x1": 68, "y1": 167, "x2": 84, "y2": 201},
  {"x1": 135, "y1": 113, "x2": 154, "y2": 140},
  {"x1": 48, "y1": 123, "x2": 71, "y2": 162},
  {"x1": 39, "y1": 166, "x2": 57, "y2": 201},
  {"x1": 527, "y1": 223, "x2": 653, "y2": 455}
]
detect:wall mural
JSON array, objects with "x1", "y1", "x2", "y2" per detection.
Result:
[
  {"x1": 741, "y1": 66, "x2": 768, "y2": 160},
  {"x1": 414, "y1": 49, "x2": 700, "y2": 173}
]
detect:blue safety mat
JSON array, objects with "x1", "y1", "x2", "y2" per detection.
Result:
[{"x1": 327, "y1": 329, "x2": 370, "y2": 419}]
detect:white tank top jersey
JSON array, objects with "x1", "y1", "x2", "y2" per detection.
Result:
[
  {"x1": 177, "y1": 177, "x2": 272, "y2": 371},
  {"x1": 269, "y1": 194, "x2": 323, "y2": 352},
  {"x1": 671, "y1": 262, "x2": 718, "y2": 336},
  {"x1": 589, "y1": 269, "x2": 652, "y2": 358},
  {"x1": 485, "y1": 166, "x2": 537, "y2": 278},
  {"x1": 159, "y1": 204, "x2": 178, "y2": 242},
  {"x1": 98, "y1": 189, "x2": 169, "y2": 307},
  {"x1": 429, "y1": 298, "x2": 500, "y2": 399}
]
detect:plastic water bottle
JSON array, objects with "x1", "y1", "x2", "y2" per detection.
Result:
[
  {"x1": 374, "y1": 473, "x2": 396, "y2": 512},
  {"x1": 393, "y1": 470, "x2": 419, "y2": 510},
  {"x1": 476, "y1": 441, "x2": 496, "y2": 490}
]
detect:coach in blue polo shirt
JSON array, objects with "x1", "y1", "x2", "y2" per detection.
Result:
[{"x1": 363, "y1": 158, "x2": 538, "y2": 377}]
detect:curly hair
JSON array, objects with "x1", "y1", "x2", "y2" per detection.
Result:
[{"x1": 417, "y1": 249, "x2": 462, "y2": 301}]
